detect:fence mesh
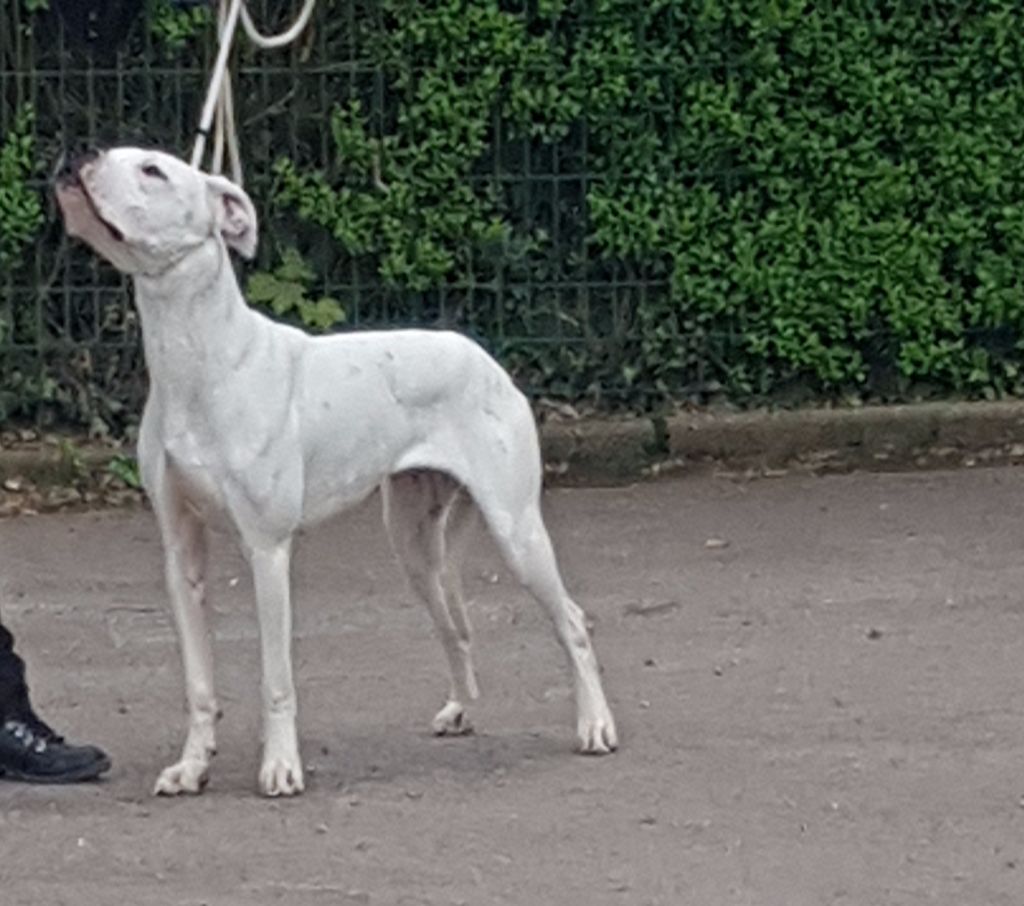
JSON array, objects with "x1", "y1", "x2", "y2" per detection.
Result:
[
  {"x1": 2, "y1": 0, "x2": 684, "y2": 430},
  {"x1": 6, "y1": 2, "x2": 1024, "y2": 431}
]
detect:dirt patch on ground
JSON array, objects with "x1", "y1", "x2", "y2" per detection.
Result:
[{"x1": 2, "y1": 468, "x2": 1024, "y2": 904}]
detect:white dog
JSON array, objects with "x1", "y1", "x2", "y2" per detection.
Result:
[{"x1": 56, "y1": 147, "x2": 618, "y2": 796}]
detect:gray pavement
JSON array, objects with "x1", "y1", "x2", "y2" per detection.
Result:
[{"x1": 2, "y1": 468, "x2": 1024, "y2": 905}]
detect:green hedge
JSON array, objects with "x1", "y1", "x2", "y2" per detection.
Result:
[{"x1": 4, "y1": 0, "x2": 1024, "y2": 431}]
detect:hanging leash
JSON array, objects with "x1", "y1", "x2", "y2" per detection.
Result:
[{"x1": 191, "y1": 0, "x2": 317, "y2": 184}]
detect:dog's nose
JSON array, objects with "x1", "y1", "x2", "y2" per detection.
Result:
[{"x1": 54, "y1": 148, "x2": 100, "y2": 185}]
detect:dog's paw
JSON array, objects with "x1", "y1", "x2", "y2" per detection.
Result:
[
  {"x1": 154, "y1": 758, "x2": 210, "y2": 795},
  {"x1": 431, "y1": 701, "x2": 474, "y2": 736},
  {"x1": 576, "y1": 711, "x2": 619, "y2": 755},
  {"x1": 259, "y1": 757, "x2": 305, "y2": 797}
]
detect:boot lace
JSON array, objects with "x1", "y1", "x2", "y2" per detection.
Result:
[{"x1": 3, "y1": 719, "x2": 50, "y2": 754}]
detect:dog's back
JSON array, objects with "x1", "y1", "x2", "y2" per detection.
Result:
[{"x1": 294, "y1": 328, "x2": 540, "y2": 525}]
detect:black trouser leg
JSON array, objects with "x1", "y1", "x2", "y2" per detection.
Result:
[{"x1": 0, "y1": 619, "x2": 33, "y2": 723}]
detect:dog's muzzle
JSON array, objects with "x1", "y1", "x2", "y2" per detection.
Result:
[
  {"x1": 54, "y1": 148, "x2": 126, "y2": 244},
  {"x1": 54, "y1": 148, "x2": 100, "y2": 188}
]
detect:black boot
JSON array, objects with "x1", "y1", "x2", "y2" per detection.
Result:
[{"x1": 0, "y1": 716, "x2": 111, "y2": 784}]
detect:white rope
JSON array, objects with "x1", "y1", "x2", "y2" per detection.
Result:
[
  {"x1": 190, "y1": 0, "x2": 243, "y2": 174},
  {"x1": 240, "y1": 0, "x2": 317, "y2": 49},
  {"x1": 191, "y1": 0, "x2": 317, "y2": 184}
]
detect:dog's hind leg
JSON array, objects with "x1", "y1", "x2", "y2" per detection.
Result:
[
  {"x1": 383, "y1": 471, "x2": 479, "y2": 736},
  {"x1": 479, "y1": 495, "x2": 618, "y2": 755},
  {"x1": 439, "y1": 491, "x2": 477, "y2": 656},
  {"x1": 151, "y1": 480, "x2": 217, "y2": 795},
  {"x1": 434, "y1": 490, "x2": 481, "y2": 733}
]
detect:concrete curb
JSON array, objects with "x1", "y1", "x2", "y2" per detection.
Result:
[
  {"x1": 4, "y1": 400, "x2": 1024, "y2": 489},
  {"x1": 0, "y1": 446, "x2": 118, "y2": 485},
  {"x1": 542, "y1": 400, "x2": 1024, "y2": 482}
]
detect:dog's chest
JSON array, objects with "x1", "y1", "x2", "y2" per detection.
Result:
[
  {"x1": 156, "y1": 404, "x2": 304, "y2": 533},
  {"x1": 165, "y1": 438, "x2": 229, "y2": 517}
]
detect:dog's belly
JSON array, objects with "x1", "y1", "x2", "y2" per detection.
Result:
[
  {"x1": 300, "y1": 473, "x2": 381, "y2": 526},
  {"x1": 298, "y1": 428, "x2": 400, "y2": 525}
]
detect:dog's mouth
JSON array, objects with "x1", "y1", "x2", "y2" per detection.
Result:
[{"x1": 56, "y1": 171, "x2": 125, "y2": 243}]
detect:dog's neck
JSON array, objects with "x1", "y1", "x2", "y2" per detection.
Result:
[{"x1": 132, "y1": 238, "x2": 261, "y2": 387}]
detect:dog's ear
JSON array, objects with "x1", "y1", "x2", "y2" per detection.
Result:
[{"x1": 205, "y1": 174, "x2": 258, "y2": 259}]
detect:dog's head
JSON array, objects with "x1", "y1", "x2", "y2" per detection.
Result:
[{"x1": 55, "y1": 147, "x2": 257, "y2": 275}]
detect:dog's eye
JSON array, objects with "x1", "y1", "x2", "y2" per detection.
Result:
[{"x1": 142, "y1": 164, "x2": 167, "y2": 181}]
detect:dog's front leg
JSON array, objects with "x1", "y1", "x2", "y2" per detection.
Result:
[
  {"x1": 151, "y1": 487, "x2": 217, "y2": 795},
  {"x1": 249, "y1": 540, "x2": 304, "y2": 796}
]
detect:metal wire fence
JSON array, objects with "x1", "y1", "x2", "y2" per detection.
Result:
[
  {"x1": 2, "y1": 0, "x2": 683, "y2": 431},
  {"x1": 5, "y1": 2, "x2": 1024, "y2": 431}
]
